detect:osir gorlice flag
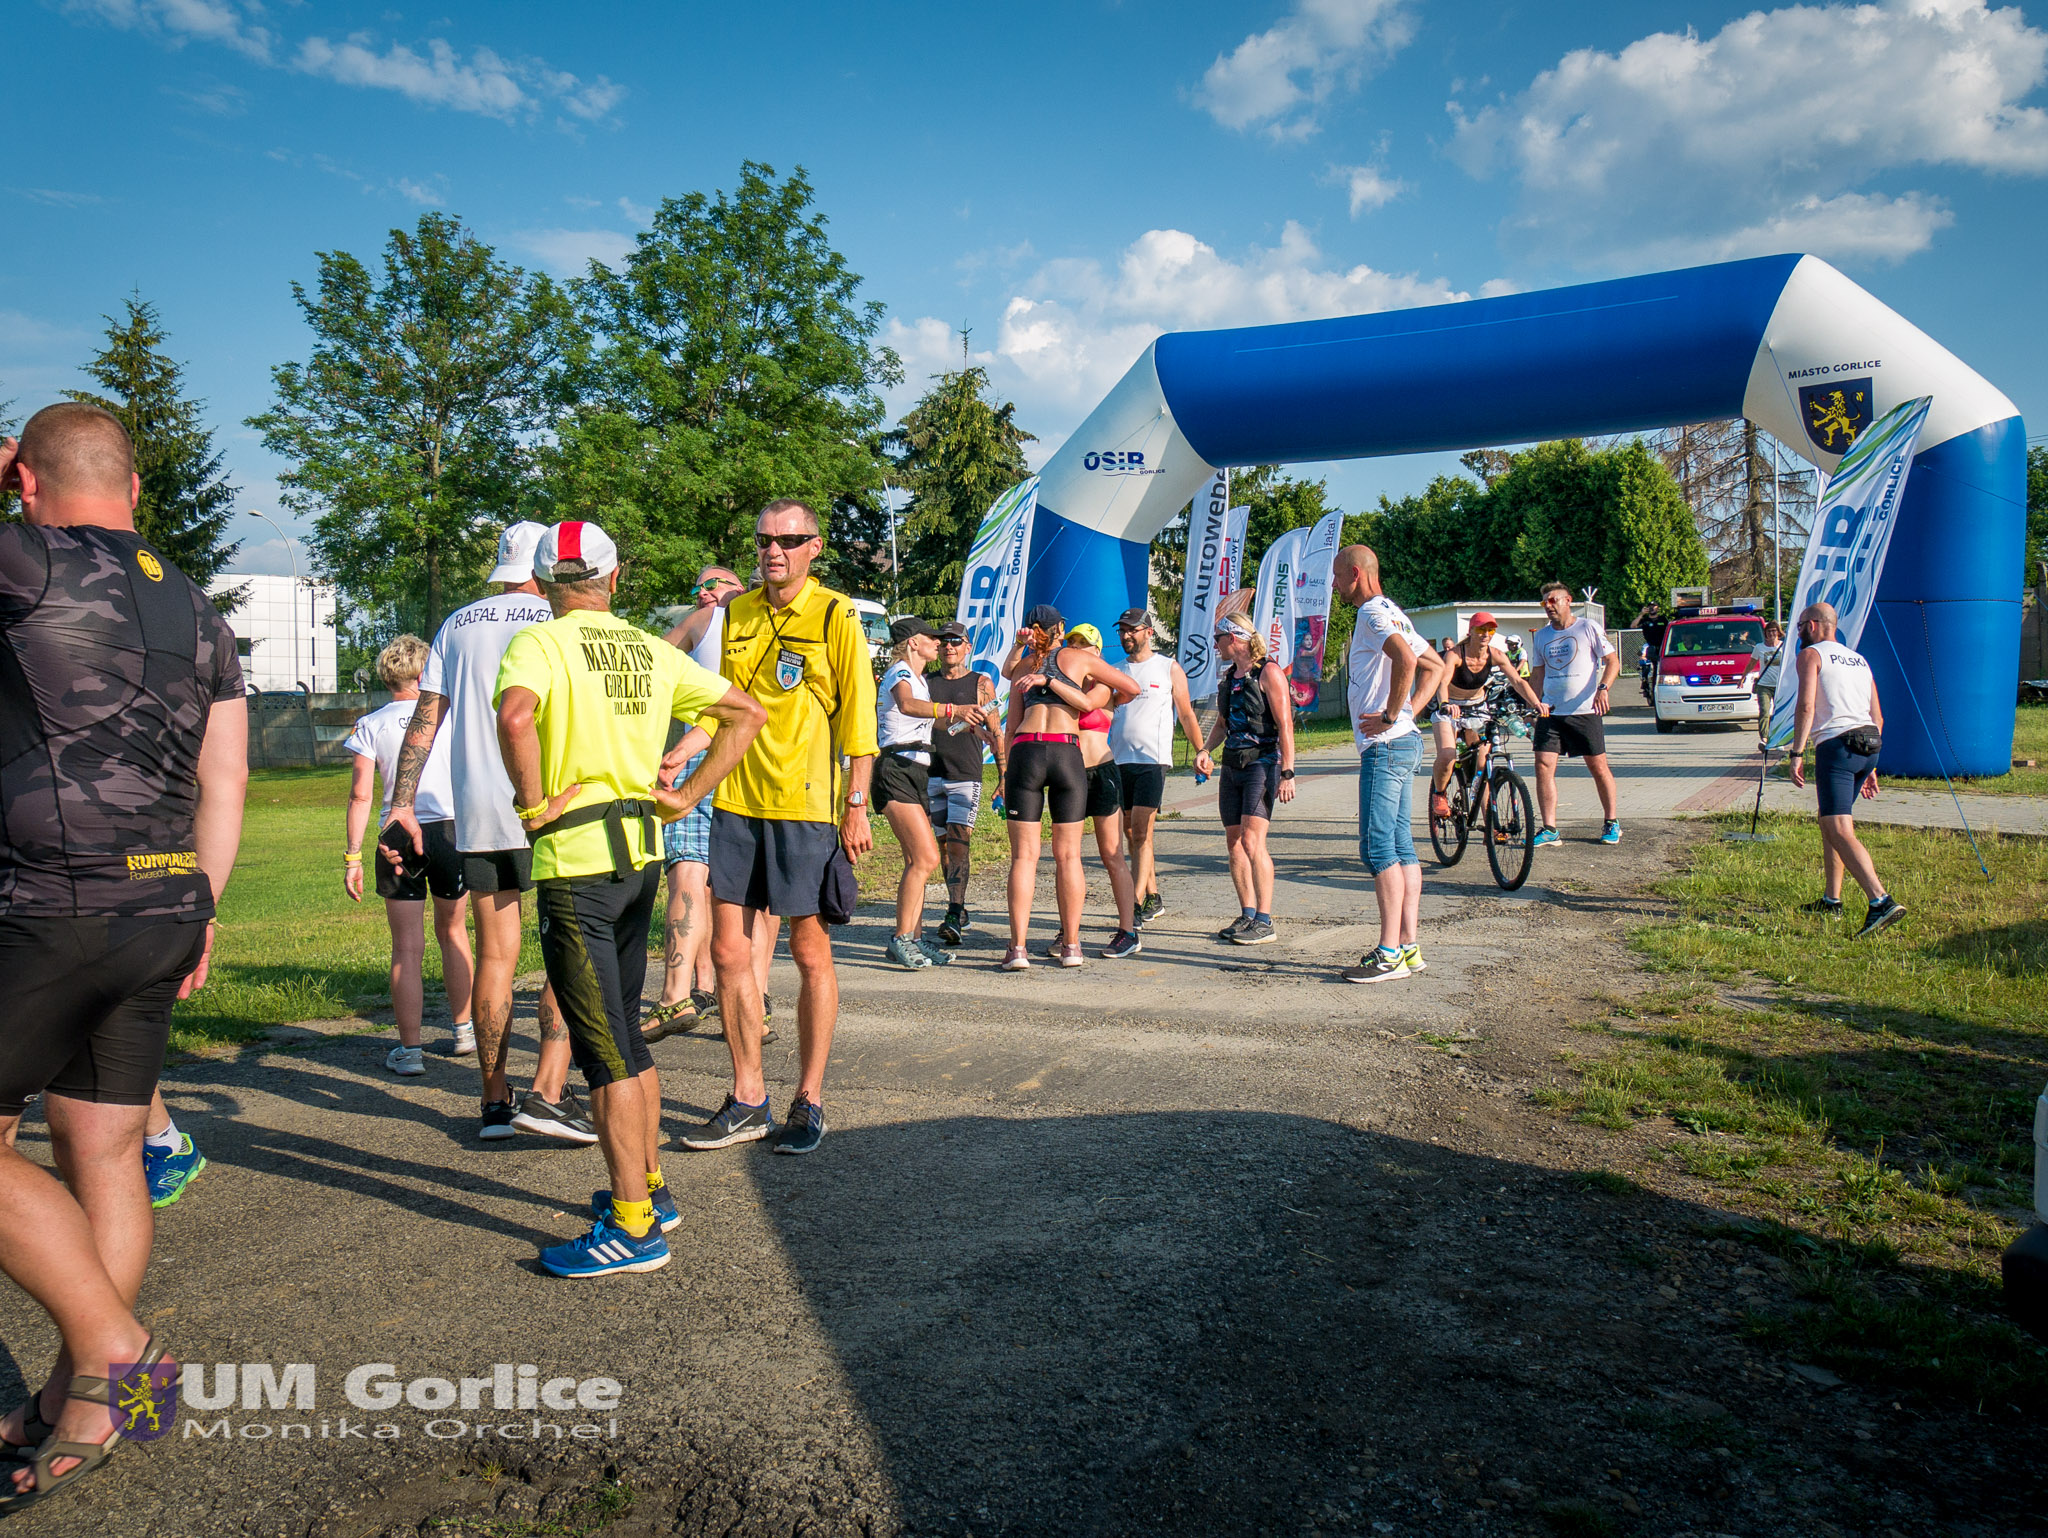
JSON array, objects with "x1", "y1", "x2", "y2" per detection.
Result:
[{"x1": 955, "y1": 476, "x2": 1039, "y2": 713}]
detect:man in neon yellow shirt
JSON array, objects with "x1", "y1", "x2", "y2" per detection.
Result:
[{"x1": 495, "y1": 520, "x2": 764, "y2": 1278}]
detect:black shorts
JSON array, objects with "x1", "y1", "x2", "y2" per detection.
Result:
[
  {"x1": 0, "y1": 915, "x2": 209, "y2": 1115},
  {"x1": 874, "y1": 751, "x2": 931, "y2": 812},
  {"x1": 537, "y1": 862, "x2": 661, "y2": 1092},
  {"x1": 1006, "y1": 739, "x2": 1088, "y2": 824},
  {"x1": 1219, "y1": 758, "x2": 1279, "y2": 827},
  {"x1": 1085, "y1": 761, "x2": 1122, "y2": 820},
  {"x1": 1534, "y1": 712, "x2": 1607, "y2": 759},
  {"x1": 1814, "y1": 734, "x2": 1878, "y2": 817},
  {"x1": 461, "y1": 845, "x2": 533, "y2": 895},
  {"x1": 375, "y1": 818, "x2": 465, "y2": 903},
  {"x1": 1117, "y1": 762, "x2": 1167, "y2": 811},
  {"x1": 710, "y1": 812, "x2": 839, "y2": 918}
]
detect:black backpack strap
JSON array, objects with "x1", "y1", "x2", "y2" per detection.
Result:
[{"x1": 525, "y1": 798, "x2": 658, "y2": 881}]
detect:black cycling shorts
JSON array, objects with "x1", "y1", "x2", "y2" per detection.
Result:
[
  {"x1": 0, "y1": 915, "x2": 209, "y2": 1115},
  {"x1": 1219, "y1": 759, "x2": 1280, "y2": 827},
  {"x1": 376, "y1": 818, "x2": 465, "y2": 903},
  {"x1": 1534, "y1": 712, "x2": 1607, "y2": 759},
  {"x1": 537, "y1": 862, "x2": 661, "y2": 1092},
  {"x1": 1005, "y1": 739, "x2": 1088, "y2": 824},
  {"x1": 1085, "y1": 760, "x2": 1122, "y2": 821},
  {"x1": 461, "y1": 846, "x2": 534, "y2": 895},
  {"x1": 1117, "y1": 762, "x2": 1167, "y2": 811},
  {"x1": 874, "y1": 751, "x2": 931, "y2": 812}
]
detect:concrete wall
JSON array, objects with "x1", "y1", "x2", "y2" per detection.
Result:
[{"x1": 247, "y1": 691, "x2": 391, "y2": 770}]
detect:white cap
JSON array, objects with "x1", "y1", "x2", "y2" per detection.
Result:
[
  {"x1": 487, "y1": 520, "x2": 548, "y2": 584},
  {"x1": 534, "y1": 520, "x2": 620, "y2": 583}
]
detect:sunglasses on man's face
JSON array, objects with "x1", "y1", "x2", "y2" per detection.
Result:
[
  {"x1": 755, "y1": 532, "x2": 816, "y2": 551},
  {"x1": 939, "y1": 636, "x2": 967, "y2": 646}
]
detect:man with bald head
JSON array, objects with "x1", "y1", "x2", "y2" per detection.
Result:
[
  {"x1": 1786, "y1": 601, "x2": 1904, "y2": 937},
  {"x1": 1332, "y1": 545, "x2": 1444, "y2": 984},
  {"x1": 0, "y1": 404, "x2": 246, "y2": 1500}
]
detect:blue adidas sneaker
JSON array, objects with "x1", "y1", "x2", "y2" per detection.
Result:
[
  {"x1": 1532, "y1": 827, "x2": 1561, "y2": 849},
  {"x1": 589, "y1": 1184, "x2": 682, "y2": 1234},
  {"x1": 145, "y1": 1134, "x2": 206, "y2": 1209},
  {"x1": 539, "y1": 1213, "x2": 671, "y2": 1278}
]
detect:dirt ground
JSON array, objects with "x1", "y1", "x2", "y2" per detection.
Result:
[{"x1": 2, "y1": 789, "x2": 2040, "y2": 1537}]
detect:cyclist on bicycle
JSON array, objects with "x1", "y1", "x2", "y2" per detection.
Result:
[{"x1": 1427, "y1": 612, "x2": 1547, "y2": 821}]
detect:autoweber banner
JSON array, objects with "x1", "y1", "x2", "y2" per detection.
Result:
[
  {"x1": 1177, "y1": 469, "x2": 1231, "y2": 701},
  {"x1": 1220, "y1": 505, "x2": 1249, "y2": 607},
  {"x1": 956, "y1": 476, "x2": 1039, "y2": 712},
  {"x1": 1765, "y1": 396, "x2": 1932, "y2": 749},
  {"x1": 1286, "y1": 509, "x2": 1344, "y2": 710},
  {"x1": 1253, "y1": 527, "x2": 1304, "y2": 668}
]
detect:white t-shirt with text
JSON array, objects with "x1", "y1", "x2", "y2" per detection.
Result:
[
  {"x1": 343, "y1": 698, "x2": 454, "y2": 825},
  {"x1": 1532, "y1": 615, "x2": 1616, "y2": 717},
  {"x1": 1347, "y1": 595, "x2": 1429, "y2": 749},
  {"x1": 877, "y1": 659, "x2": 932, "y2": 763},
  {"x1": 420, "y1": 591, "x2": 557, "y2": 853}
]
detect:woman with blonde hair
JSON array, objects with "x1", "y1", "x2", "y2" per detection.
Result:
[
  {"x1": 1194, "y1": 610, "x2": 1296, "y2": 945},
  {"x1": 342, "y1": 635, "x2": 475, "y2": 1074}
]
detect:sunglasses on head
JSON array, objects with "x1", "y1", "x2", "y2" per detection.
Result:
[{"x1": 754, "y1": 532, "x2": 815, "y2": 550}]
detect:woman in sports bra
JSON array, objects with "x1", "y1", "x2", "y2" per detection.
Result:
[
  {"x1": 1061, "y1": 626, "x2": 1141, "y2": 959},
  {"x1": 998, "y1": 604, "x2": 1138, "y2": 971},
  {"x1": 1426, "y1": 611, "x2": 1545, "y2": 822}
]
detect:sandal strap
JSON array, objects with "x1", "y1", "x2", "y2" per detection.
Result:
[{"x1": 65, "y1": 1334, "x2": 165, "y2": 1408}]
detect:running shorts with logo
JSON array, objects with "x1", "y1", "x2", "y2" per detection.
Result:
[
  {"x1": 1534, "y1": 713, "x2": 1605, "y2": 758},
  {"x1": 661, "y1": 749, "x2": 713, "y2": 867},
  {"x1": 1084, "y1": 760, "x2": 1122, "y2": 820},
  {"x1": 1005, "y1": 738, "x2": 1087, "y2": 823},
  {"x1": 1219, "y1": 759, "x2": 1279, "y2": 827},
  {"x1": 874, "y1": 747, "x2": 930, "y2": 811},
  {"x1": 536, "y1": 863, "x2": 660, "y2": 1090},
  {"x1": 375, "y1": 818, "x2": 465, "y2": 902},
  {"x1": 926, "y1": 776, "x2": 983, "y2": 830},
  {"x1": 1117, "y1": 763, "x2": 1167, "y2": 811}
]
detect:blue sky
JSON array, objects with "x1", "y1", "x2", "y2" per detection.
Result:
[{"x1": 6, "y1": 0, "x2": 2045, "y2": 577}]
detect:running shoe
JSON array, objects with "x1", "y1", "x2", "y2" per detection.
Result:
[
  {"x1": 1217, "y1": 915, "x2": 1254, "y2": 943},
  {"x1": 1341, "y1": 949, "x2": 1409, "y2": 984},
  {"x1": 144, "y1": 1134, "x2": 205, "y2": 1209},
  {"x1": 1401, "y1": 944, "x2": 1427, "y2": 974},
  {"x1": 1232, "y1": 918, "x2": 1277, "y2": 946},
  {"x1": 677, "y1": 1095, "x2": 774, "y2": 1151},
  {"x1": 886, "y1": 934, "x2": 933, "y2": 970},
  {"x1": 1100, "y1": 929, "x2": 1142, "y2": 959},
  {"x1": 1856, "y1": 894, "x2": 1908, "y2": 939},
  {"x1": 763, "y1": 995, "x2": 774, "y2": 1021},
  {"x1": 914, "y1": 936, "x2": 953, "y2": 966},
  {"x1": 589, "y1": 1184, "x2": 682, "y2": 1234},
  {"x1": 479, "y1": 1100, "x2": 517, "y2": 1141},
  {"x1": 772, "y1": 1094, "x2": 827, "y2": 1156},
  {"x1": 938, "y1": 905, "x2": 967, "y2": 946},
  {"x1": 385, "y1": 1044, "x2": 426, "y2": 1077},
  {"x1": 1532, "y1": 828, "x2": 1561, "y2": 849},
  {"x1": 640, "y1": 997, "x2": 697, "y2": 1043},
  {"x1": 1600, "y1": 819, "x2": 1623, "y2": 845},
  {"x1": 450, "y1": 1021, "x2": 476, "y2": 1056},
  {"x1": 512, "y1": 1091, "x2": 599, "y2": 1144},
  {"x1": 999, "y1": 946, "x2": 1031, "y2": 971},
  {"x1": 1142, "y1": 892, "x2": 1168, "y2": 923},
  {"x1": 538, "y1": 1213, "x2": 671, "y2": 1279},
  {"x1": 1801, "y1": 897, "x2": 1845, "y2": 918},
  {"x1": 1056, "y1": 942, "x2": 1085, "y2": 968}
]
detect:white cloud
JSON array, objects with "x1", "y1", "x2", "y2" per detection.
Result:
[
  {"x1": 617, "y1": 196, "x2": 655, "y2": 225},
  {"x1": 294, "y1": 36, "x2": 528, "y2": 118},
  {"x1": 395, "y1": 177, "x2": 445, "y2": 207},
  {"x1": 513, "y1": 228, "x2": 635, "y2": 276},
  {"x1": 1451, "y1": 0, "x2": 2048, "y2": 265},
  {"x1": 62, "y1": 0, "x2": 273, "y2": 60},
  {"x1": 1334, "y1": 163, "x2": 1404, "y2": 214},
  {"x1": 1194, "y1": 0, "x2": 1416, "y2": 140}
]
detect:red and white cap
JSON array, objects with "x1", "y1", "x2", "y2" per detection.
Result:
[
  {"x1": 534, "y1": 520, "x2": 620, "y2": 583},
  {"x1": 487, "y1": 520, "x2": 548, "y2": 584}
]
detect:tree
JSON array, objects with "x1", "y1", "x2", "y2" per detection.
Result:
[
  {"x1": 889, "y1": 361, "x2": 1033, "y2": 616},
  {"x1": 66, "y1": 296, "x2": 243, "y2": 600},
  {"x1": 250, "y1": 212, "x2": 572, "y2": 637},
  {"x1": 548, "y1": 163, "x2": 901, "y2": 610},
  {"x1": 1652, "y1": 419, "x2": 1811, "y2": 610},
  {"x1": 2026, "y1": 444, "x2": 2047, "y2": 589},
  {"x1": 1599, "y1": 438, "x2": 1713, "y2": 616}
]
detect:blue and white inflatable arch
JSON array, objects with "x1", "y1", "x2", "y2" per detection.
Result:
[{"x1": 1022, "y1": 253, "x2": 2023, "y2": 778}]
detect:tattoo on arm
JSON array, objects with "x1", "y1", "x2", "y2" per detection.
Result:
[{"x1": 391, "y1": 694, "x2": 447, "y2": 809}]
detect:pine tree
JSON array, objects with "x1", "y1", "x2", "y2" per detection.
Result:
[
  {"x1": 889, "y1": 360, "x2": 1033, "y2": 616},
  {"x1": 68, "y1": 296, "x2": 243, "y2": 600}
]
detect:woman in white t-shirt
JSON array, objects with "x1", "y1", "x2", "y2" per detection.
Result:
[{"x1": 342, "y1": 635, "x2": 475, "y2": 1075}]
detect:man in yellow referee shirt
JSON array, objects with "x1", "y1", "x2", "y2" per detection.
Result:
[
  {"x1": 495, "y1": 520, "x2": 764, "y2": 1277},
  {"x1": 680, "y1": 498, "x2": 877, "y2": 1157}
]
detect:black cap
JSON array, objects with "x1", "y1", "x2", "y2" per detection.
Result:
[
  {"x1": 1023, "y1": 603, "x2": 1065, "y2": 634},
  {"x1": 937, "y1": 620, "x2": 969, "y2": 642},
  {"x1": 1116, "y1": 607, "x2": 1157, "y2": 630},
  {"x1": 889, "y1": 616, "x2": 944, "y2": 645}
]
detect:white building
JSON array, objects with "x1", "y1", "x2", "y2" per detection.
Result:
[{"x1": 217, "y1": 573, "x2": 338, "y2": 692}]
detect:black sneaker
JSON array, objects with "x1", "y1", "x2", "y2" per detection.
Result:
[
  {"x1": 511, "y1": 1091, "x2": 599, "y2": 1144},
  {"x1": 772, "y1": 1094, "x2": 826, "y2": 1156},
  {"x1": 938, "y1": 904, "x2": 967, "y2": 946},
  {"x1": 1100, "y1": 929, "x2": 1142, "y2": 960},
  {"x1": 1232, "y1": 918, "x2": 1276, "y2": 945},
  {"x1": 1141, "y1": 892, "x2": 1167, "y2": 923},
  {"x1": 1801, "y1": 897, "x2": 1845, "y2": 917},
  {"x1": 1856, "y1": 895, "x2": 1907, "y2": 939},
  {"x1": 677, "y1": 1095, "x2": 773, "y2": 1151},
  {"x1": 1217, "y1": 915, "x2": 1253, "y2": 943},
  {"x1": 1341, "y1": 950, "x2": 1409, "y2": 984},
  {"x1": 478, "y1": 1100, "x2": 517, "y2": 1140}
]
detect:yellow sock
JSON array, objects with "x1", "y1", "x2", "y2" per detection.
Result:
[
  {"x1": 646, "y1": 1167, "x2": 665, "y2": 1194},
  {"x1": 610, "y1": 1197, "x2": 655, "y2": 1238}
]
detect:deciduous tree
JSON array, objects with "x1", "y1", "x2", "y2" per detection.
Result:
[{"x1": 889, "y1": 362, "x2": 1032, "y2": 616}]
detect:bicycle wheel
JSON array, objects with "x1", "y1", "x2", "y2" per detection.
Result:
[
  {"x1": 1485, "y1": 768, "x2": 1536, "y2": 891},
  {"x1": 1429, "y1": 769, "x2": 1469, "y2": 866}
]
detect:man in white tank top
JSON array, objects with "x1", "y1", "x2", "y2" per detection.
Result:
[
  {"x1": 1787, "y1": 602, "x2": 1905, "y2": 938},
  {"x1": 1111, "y1": 609, "x2": 1206, "y2": 925}
]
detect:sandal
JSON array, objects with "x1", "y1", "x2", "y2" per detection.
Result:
[
  {"x1": 640, "y1": 998, "x2": 697, "y2": 1044},
  {"x1": 0, "y1": 1396, "x2": 54, "y2": 1463},
  {"x1": 0, "y1": 1336, "x2": 168, "y2": 1513}
]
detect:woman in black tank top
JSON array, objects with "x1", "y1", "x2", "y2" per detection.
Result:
[
  {"x1": 1426, "y1": 614, "x2": 1543, "y2": 820},
  {"x1": 1192, "y1": 612, "x2": 1296, "y2": 945}
]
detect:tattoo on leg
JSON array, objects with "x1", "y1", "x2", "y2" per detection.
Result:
[
  {"x1": 944, "y1": 832, "x2": 969, "y2": 902},
  {"x1": 475, "y1": 997, "x2": 512, "y2": 1077},
  {"x1": 535, "y1": 990, "x2": 568, "y2": 1044}
]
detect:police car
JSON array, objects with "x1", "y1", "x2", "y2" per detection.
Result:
[{"x1": 1651, "y1": 605, "x2": 1768, "y2": 733}]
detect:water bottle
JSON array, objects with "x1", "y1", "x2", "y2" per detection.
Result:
[
  {"x1": 991, "y1": 792, "x2": 1005, "y2": 817},
  {"x1": 945, "y1": 717, "x2": 970, "y2": 736}
]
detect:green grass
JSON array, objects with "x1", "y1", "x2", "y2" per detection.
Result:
[
  {"x1": 1534, "y1": 812, "x2": 2048, "y2": 1406},
  {"x1": 1777, "y1": 702, "x2": 2048, "y2": 797}
]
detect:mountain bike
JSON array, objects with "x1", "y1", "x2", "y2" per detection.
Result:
[{"x1": 1426, "y1": 694, "x2": 1538, "y2": 891}]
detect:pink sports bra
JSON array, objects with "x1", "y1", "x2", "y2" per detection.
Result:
[{"x1": 1078, "y1": 708, "x2": 1114, "y2": 733}]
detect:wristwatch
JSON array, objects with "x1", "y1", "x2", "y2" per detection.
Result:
[
  {"x1": 1279, "y1": 769, "x2": 1296, "y2": 780},
  {"x1": 845, "y1": 791, "x2": 867, "y2": 808}
]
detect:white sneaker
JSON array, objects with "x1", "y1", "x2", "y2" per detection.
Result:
[
  {"x1": 386, "y1": 1045, "x2": 427, "y2": 1076},
  {"x1": 450, "y1": 1022, "x2": 476, "y2": 1056}
]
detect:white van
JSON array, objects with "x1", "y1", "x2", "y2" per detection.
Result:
[{"x1": 850, "y1": 598, "x2": 890, "y2": 663}]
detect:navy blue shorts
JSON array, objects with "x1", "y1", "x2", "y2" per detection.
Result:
[{"x1": 1814, "y1": 734, "x2": 1877, "y2": 818}]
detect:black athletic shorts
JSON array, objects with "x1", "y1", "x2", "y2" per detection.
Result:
[
  {"x1": 874, "y1": 751, "x2": 931, "y2": 812},
  {"x1": 1219, "y1": 758, "x2": 1280, "y2": 827},
  {"x1": 1534, "y1": 712, "x2": 1606, "y2": 759},
  {"x1": 461, "y1": 845, "x2": 534, "y2": 895},
  {"x1": 1006, "y1": 739, "x2": 1087, "y2": 824},
  {"x1": 536, "y1": 862, "x2": 661, "y2": 1092},
  {"x1": 1814, "y1": 733, "x2": 1879, "y2": 817},
  {"x1": 1085, "y1": 760, "x2": 1122, "y2": 821},
  {"x1": 710, "y1": 812, "x2": 839, "y2": 918},
  {"x1": 1117, "y1": 762, "x2": 1167, "y2": 811},
  {"x1": 376, "y1": 818, "x2": 465, "y2": 903},
  {"x1": 0, "y1": 914, "x2": 209, "y2": 1115}
]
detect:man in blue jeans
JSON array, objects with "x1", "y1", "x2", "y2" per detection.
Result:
[{"x1": 1331, "y1": 546, "x2": 1443, "y2": 984}]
